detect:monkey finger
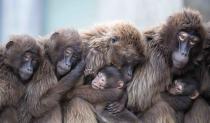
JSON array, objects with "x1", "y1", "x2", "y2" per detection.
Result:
[
  {"x1": 106, "y1": 103, "x2": 118, "y2": 109},
  {"x1": 106, "y1": 104, "x2": 121, "y2": 113},
  {"x1": 107, "y1": 107, "x2": 120, "y2": 114}
]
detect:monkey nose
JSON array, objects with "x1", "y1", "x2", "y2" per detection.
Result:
[
  {"x1": 181, "y1": 52, "x2": 187, "y2": 57},
  {"x1": 27, "y1": 68, "x2": 33, "y2": 73},
  {"x1": 65, "y1": 62, "x2": 71, "y2": 68}
]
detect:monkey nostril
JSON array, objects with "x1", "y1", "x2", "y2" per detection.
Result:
[
  {"x1": 181, "y1": 52, "x2": 187, "y2": 56},
  {"x1": 66, "y1": 63, "x2": 71, "y2": 68},
  {"x1": 27, "y1": 68, "x2": 33, "y2": 73}
]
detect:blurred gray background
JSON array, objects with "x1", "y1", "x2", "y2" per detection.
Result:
[{"x1": 0, "y1": 0, "x2": 210, "y2": 42}]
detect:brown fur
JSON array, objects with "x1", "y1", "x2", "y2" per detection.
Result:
[
  {"x1": 63, "y1": 97, "x2": 97, "y2": 123},
  {"x1": 0, "y1": 35, "x2": 42, "y2": 123},
  {"x1": 82, "y1": 21, "x2": 144, "y2": 76},
  {"x1": 18, "y1": 58, "x2": 61, "y2": 123},
  {"x1": 0, "y1": 45, "x2": 5, "y2": 66},
  {"x1": 127, "y1": 9, "x2": 204, "y2": 123},
  {"x1": 184, "y1": 98, "x2": 210, "y2": 123},
  {"x1": 64, "y1": 21, "x2": 144, "y2": 123},
  {"x1": 18, "y1": 29, "x2": 85, "y2": 123}
]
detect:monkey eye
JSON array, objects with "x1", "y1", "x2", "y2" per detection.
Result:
[
  {"x1": 32, "y1": 60, "x2": 38, "y2": 65},
  {"x1": 193, "y1": 36, "x2": 199, "y2": 42},
  {"x1": 190, "y1": 41, "x2": 196, "y2": 45},
  {"x1": 23, "y1": 53, "x2": 32, "y2": 61},
  {"x1": 190, "y1": 36, "x2": 199, "y2": 45},
  {"x1": 111, "y1": 36, "x2": 119, "y2": 43},
  {"x1": 178, "y1": 32, "x2": 188, "y2": 41},
  {"x1": 65, "y1": 48, "x2": 73, "y2": 56}
]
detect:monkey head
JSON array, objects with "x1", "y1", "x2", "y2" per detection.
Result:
[
  {"x1": 161, "y1": 9, "x2": 205, "y2": 69},
  {"x1": 4, "y1": 35, "x2": 43, "y2": 82},
  {"x1": 91, "y1": 66, "x2": 124, "y2": 90},
  {"x1": 82, "y1": 21, "x2": 145, "y2": 75},
  {"x1": 168, "y1": 78, "x2": 200, "y2": 100},
  {"x1": 45, "y1": 28, "x2": 82, "y2": 78}
]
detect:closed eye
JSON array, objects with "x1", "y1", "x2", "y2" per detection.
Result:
[{"x1": 111, "y1": 36, "x2": 119, "y2": 43}]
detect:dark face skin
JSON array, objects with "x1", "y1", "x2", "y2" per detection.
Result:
[
  {"x1": 19, "y1": 52, "x2": 39, "y2": 81},
  {"x1": 121, "y1": 64, "x2": 136, "y2": 83},
  {"x1": 56, "y1": 46, "x2": 80, "y2": 77},
  {"x1": 172, "y1": 31, "x2": 200, "y2": 69}
]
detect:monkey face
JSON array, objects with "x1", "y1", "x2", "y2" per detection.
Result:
[
  {"x1": 4, "y1": 35, "x2": 42, "y2": 82},
  {"x1": 91, "y1": 72, "x2": 107, "y2": 90},
  {"x1": 172, "y1": 31, "x2": 201, "y2": 69},
  {"x1": 168, "y1": 80, "x2": 184, "y2": 95},
  {"x1": 56, "y1": 46, "x2": 80, "y2": 76},
  {"x1": 168, "y1": 79, "x2": 199, "y2": 100},
  {"x1": 19, "y1": 52, "x2": 39, "y2": 81},
  {"x1": 47, "y1": 29, "x2": 82, "y2": 78}
]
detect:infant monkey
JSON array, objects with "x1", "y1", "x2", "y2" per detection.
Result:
[
  {"x1": 67, "y1": 65, "x2": 139, "y2": 123},
  {"x1": 161, "y1": 77, "x2": 200, "y2": 122}
]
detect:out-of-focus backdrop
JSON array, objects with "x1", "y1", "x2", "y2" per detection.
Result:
[{"x1": 0, "y1": 0, "x2": 210, "y2": 42}]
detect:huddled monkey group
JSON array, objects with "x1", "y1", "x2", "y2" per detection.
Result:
[{"x1": 0, "y1": 8, "x2": 210, "y2": 123}]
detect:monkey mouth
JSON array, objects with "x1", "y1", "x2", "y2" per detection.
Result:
[
  {"x1": 91, "y1": 84, "x2": 100, "y2": 89},
  {"x1": 91, "y1": 83, "x2": 104, "y2": 90},
  {"x1": 57, "y1": 66, "x2": 70, "y2": 75}
]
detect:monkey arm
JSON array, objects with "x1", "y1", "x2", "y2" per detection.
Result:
[
  {"x1": 26, "y1": 59, "x2": 59, "y2": 117},
  {"x1": 28, "y1": 59, "x2": 85, "y2": 118},
  {"x1": 66, "y1": 85, "x2": 124, "y2": 105},
  {"x1": 161, "y1": 92, "x2": 192, "y2": 112},
  {"x1": 45, "y1": 59, "x2": 86, "y2": 97}
]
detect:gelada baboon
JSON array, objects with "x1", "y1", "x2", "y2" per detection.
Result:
[
  {"x1": 184, "y1": 22, "x2": 210, "y2": 123},
  {"x1": 17, "y1": 29, "x2": 85, "y2": 123},
  {"x1": 66, "y1": 65, "x2": 139, "y2": 123},
  {"x1": 127, "y1": 9, "x2": 205, "y2": 123},
  {"x1": 0, "y1": 35, "x2": 43, "y2": 123},
  {"x1": 0, "y1": 45, "x2": 4, "y2": 66},
  {"x1": 162, "y1": 78, "x2": 200, "y2": 123},
  {"x1": 64, "y1": 21, "x2": 145, "y2": 123},
  {"x1": 200, "y1": 22, "x2": 210, "y2": 103}
]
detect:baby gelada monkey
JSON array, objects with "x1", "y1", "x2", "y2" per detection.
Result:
[
  {"x1": 162, "y1": 77, "x2": 200, "y2": 113},
  {"x1": 68, "y1": 65, "x2": 135, "y2": 112},
  {"x1": 168, "y1": 79, "x2": 199, "y2": 99},
  {"x1": 91, "y1": 66, "x2": 125, "y2": 90}
]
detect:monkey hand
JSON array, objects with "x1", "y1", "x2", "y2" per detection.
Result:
[
  {"x1": 106, "y1": 101, "x2": 125, "y2": 114},
  {"x1": 59, "y1": 59, "x2": 86, "y2": 90}
]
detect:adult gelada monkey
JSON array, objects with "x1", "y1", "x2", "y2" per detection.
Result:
[
  {"x1": 66, "y1": 65, "x2": 139, "y2": 123},
  {"x1": 64, "y1": 21, "x2": 145, "y2": 123},
  {"x1": 17, "y1": 29, "x2": 85, "y2": 123},
  {"x1": 0, "y1": 35, "x2": 43, "y2": 123},
  {"x1": 162, "y1": 78, "x2": 200, "y2": 123},
  {"x1": 184, "y1": 23, "x2": 210, "y2": 123},
  {"x1": 127, "y1": 9, "x2": 205, "y2": 123}
]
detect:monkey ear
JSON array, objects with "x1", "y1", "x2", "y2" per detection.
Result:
[
  {"x1": 190, "y1": 90, "x2": 199, "y2": 100},
  {"x1": 50, "y1": 32, "x2": 59, "y2": 41},
  {"x1": 6, "y1": 41, "x2": 14, "y2": 49},
  {"x1": 117, "y1": 80, "x2": 124, "y2": 89}
]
